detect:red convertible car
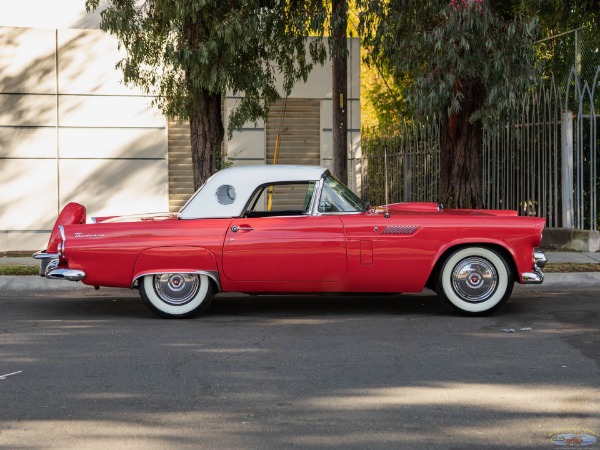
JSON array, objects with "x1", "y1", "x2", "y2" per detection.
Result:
[{"x1": 34, "y1": 165, "x2": 546, "y2": 318}]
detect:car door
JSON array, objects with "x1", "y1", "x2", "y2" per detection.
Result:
[
  {"x1": 222, "y1": 215, "x2": 347, "y2": 282},
  {"x1": 340, "y1": 213, "x2": 439, "y2": 292}
]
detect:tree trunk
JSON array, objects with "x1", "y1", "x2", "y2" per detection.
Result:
[
  {"x1": 331, "y1": 0, "x2": 348, "y2": 185},
  {"x1": 439, "y1": 78, "x2": 486, "y2": 209},
  {"x1": 189, "y1": 90, "x2": 224, "y2": 190}
]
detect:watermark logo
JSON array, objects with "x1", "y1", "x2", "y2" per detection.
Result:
[{"x1": 549, "y1": 429, "x2": 598, "y2": 447}]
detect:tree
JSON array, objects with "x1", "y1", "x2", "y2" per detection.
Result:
[
  {"x1": 331, "y1": 0, "x2": 348, "y2": 184},
  {"x1": 86, "y1": 0, "x2": 327, "y2": 189},
  {"x1": 360, "y1": 0, "x2": 541, "y2": 208}
]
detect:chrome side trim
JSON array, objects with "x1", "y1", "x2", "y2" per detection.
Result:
[
  {"x1": 45, "y1": 268, "x2": 86, "y2": 281},
  {"x1": 534, "y1": 250, "x2": 547, "y2": 269},
  {"x1": 132, "y1": 270, "x2": 221, "y2": 291}
]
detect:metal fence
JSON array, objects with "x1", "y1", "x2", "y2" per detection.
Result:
[
  {"x1": 361, "y1": 65, "x2": 600, "y2": 230},
  {"x1": 563, "y1": 66, "x2": 600, "y2": 230},
  {"x1": 483, "y1": 77, "x2": 562, "y2": 227},
  {"x1": 361, "y1": 118, "x2": 440, "y2": 206}
]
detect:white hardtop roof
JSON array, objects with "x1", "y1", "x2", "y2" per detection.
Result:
[{"x1": 179, "y1": 165, "x2": 328, "y2": 219}]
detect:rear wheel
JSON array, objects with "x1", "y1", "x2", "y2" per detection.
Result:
[
  {"x1": 139, "y1": 273, "x2": 215, "y2": 318},
  {"x1": 435, "y1": 247, "x2": 513, "y2": 316}
]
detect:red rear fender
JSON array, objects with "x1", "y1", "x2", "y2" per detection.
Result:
[{"x1": 132, "y1": 247, "x2": 220, "y2": 288}]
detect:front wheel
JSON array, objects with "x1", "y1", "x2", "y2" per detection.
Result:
[
  {"x1": 139, "y1": 273, "x2": 215, "y2": 318},
  {"x1": 435, "y1": 247, "x2": 513, "y2": 316}
]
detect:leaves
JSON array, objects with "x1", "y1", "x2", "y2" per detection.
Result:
[
  {"x1": 85, "y1": 0, "x2": 328, "y2": 136},
  {"x1": 359, "y1": 0, "x2": 541, "y2": 124}
]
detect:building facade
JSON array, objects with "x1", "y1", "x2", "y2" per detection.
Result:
[{"x1": 0, "y1": 1, "x2": 360, "y2": 251}]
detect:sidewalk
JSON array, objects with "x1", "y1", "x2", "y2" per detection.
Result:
[
  {"x1": 544, "y1": 252, "x2": 600, "y2": 264},
  {"x1": 0, "y1": 257, "x2": 37, "y2": 267}
]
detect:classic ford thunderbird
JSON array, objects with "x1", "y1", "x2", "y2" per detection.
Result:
[{"x1": 34, "y1": 165, "x2": 546, "y2": 318}]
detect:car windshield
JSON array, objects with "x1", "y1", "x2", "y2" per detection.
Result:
[{"x1": 318, "y1": 174, "x2": 367, "y2": 213}]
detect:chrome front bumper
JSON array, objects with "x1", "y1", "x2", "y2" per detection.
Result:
[
  {"x1": 521, "y1": 250, "x2": 547, "y2": 285},
  {"x1": 33, "y1": 250, "x2": 86, "y2": 282}
]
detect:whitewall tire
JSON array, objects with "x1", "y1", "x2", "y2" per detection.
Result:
[
  {"x1": 139, "y1": 273, "x2": 215, "y2": 319},
  {"x1": 435, "y1": 247, "x2": 513, "y2": 316}
]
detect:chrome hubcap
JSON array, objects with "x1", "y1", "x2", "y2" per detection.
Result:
[
  {"x1": 153, "y1": 274, "x2": 200, "y2": 306},
  {"x1": 451, "y1": 257, "x2": 498, "y2": 302}
]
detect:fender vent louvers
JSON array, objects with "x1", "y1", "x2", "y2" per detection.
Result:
[{"x1": 381, "y1": 225, "x2": 419, "y2": 235}]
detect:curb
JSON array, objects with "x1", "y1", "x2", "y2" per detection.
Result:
[
  {"x1": 531, "y1": 272, "x2": 600, "y2": 287},
  {"x1": 0, "y1": 276, "x2": 135, "y2": 296}
]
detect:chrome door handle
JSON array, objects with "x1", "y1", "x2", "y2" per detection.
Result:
[{"x1": 231, "y1": 225, "x2": 254, "y2": 232}]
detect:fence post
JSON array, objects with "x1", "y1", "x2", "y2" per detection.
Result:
[
  {"x1": 561, "y1": 111, "x2": 574, "y2": 228},
  {"x1": 403, "y1": 153, "x2": 412, "y2": 202}
]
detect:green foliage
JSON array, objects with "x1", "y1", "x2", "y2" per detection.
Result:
[
  {"x1": 359, "y1": 0, "x2": 541, "y2": 124},
  {"x1": 530, "y1": 1, "x2": 600, "y2": 85},
  {"x1": 85, "y1": 0, "x2": 328, "y2": 135},
  {"x1": 0, "y1": 265, "x2": 39, "y2": 276},
  {"x1": 360, "y1": 53, "x2": 412, "y2": 127}
]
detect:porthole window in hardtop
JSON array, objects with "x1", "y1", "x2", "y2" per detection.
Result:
[
  {"x1": 216, "y1": 184, "x2": 236, "y2": 205},
  {"x1": 244, "y1": 182, "x2": 316, "y2": 217},
  {"x1": 318, "y1": 174, "x2": 367, "y2": 213}
]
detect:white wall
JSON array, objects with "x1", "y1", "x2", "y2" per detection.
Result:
[
  {"x1": 0, "y1": 0, "x2": 105, "y2": 29},
  {"x1": 0, "y1": 24, "x2": 168, "y2": 251}
]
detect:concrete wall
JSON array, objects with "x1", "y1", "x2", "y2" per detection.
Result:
[{"x1": 0, "y1": 25, "x2": 168, "y2": 251}]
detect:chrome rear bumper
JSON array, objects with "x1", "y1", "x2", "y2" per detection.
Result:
[
  {"x1": 33, "y1": 250, "x2": 58, "y2": 276},
  {"x1": 32, "y1": 250, "x2": 86, "y2": 282}
]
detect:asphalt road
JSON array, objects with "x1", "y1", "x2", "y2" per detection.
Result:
[{"x1": 0, "y1": 284, "x2": 599, "y2": 449}]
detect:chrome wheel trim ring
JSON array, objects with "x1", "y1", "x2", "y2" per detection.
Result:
[
  {"x1": 153, "y1": 273, "x2": 201, "y2": 306},
  {"x1": 451, "y1": 257, "x2": 498, "y2": 303}
]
